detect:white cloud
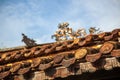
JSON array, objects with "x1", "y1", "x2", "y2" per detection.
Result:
[
  {"x1": 0, "y1": 0, "x2": 120, "y2": 48},
  {"x1": 35, "y1": 35, "x2": 54, "y2": 44},
  {"x1": 69, "y1": 0, "x2": 120, "y2": 31},
  {"x1": 0, "y1": 1, "x2": 54, "y2": 48}
]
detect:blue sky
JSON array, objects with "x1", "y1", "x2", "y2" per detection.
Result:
[{"x1": 0, "y1": 0, "x2": 120, "y2": 48}]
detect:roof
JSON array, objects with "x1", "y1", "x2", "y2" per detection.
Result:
[{"x1": 0, "y1": 28, "x2": 120, "y2": 80}]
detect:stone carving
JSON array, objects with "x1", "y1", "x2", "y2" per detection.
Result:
[
  {"x1": 89, "y1": 27, "x2": 102, "y2": 34},
  {"x1": 58, "y1": 22, "x2": 69, "y2": 29},
  {"x1": 118, "y1": 37, "x2": 120, "y2": 42},
  {"x1": 80, "y1": 62, "x2": 96, "y2": 72},
  {"x1": 65, "y1": 28, "x2": 87, "y2": 39},
  {"x1": 52, "y1": 22, "x2": 87, "y2": 41},
  {"x1": 22, "y1": 33, "x2": 37, "y2": 47},
  {"x1": 104, "y1": 57, "x2": 120, "y2": 70},
  {"x1": 52, "y1": 23, "x2": 103, "y2": 41}
]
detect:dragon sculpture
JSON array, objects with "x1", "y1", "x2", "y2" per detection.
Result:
[{"x1": 22, "y1": 33, "x2": 37, "y2": 47}]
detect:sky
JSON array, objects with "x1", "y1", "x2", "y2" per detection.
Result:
[{"x1": 0, "y1": 0, "x2": 120, "y2": 48}]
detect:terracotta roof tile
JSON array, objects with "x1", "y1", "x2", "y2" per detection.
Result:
[{"x1": 0, "y1": 28, "x2": 120, "y2": 79}]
